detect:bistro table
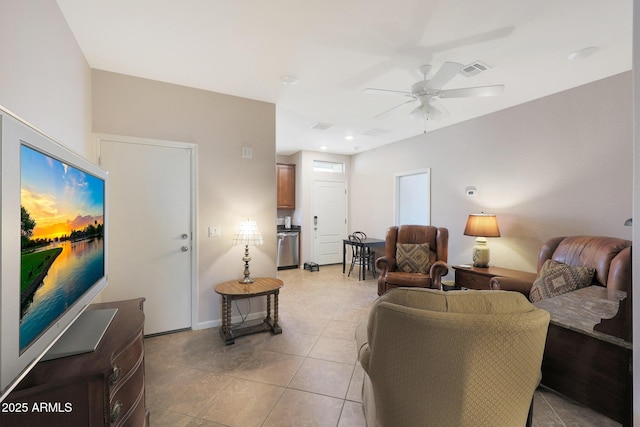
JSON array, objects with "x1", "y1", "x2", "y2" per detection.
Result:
[
  {"x1": 342, "y1": 237, "x2": 386, "y2": 281},
  {"x1": 214, "y1": 277, "x2": 283, "y2": 345}
]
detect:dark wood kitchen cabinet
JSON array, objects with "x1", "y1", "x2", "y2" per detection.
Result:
[{"x1": 277, "y1": 163, "x2": 295, "y2": 209}]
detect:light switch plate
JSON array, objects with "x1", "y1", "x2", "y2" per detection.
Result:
[{"x1": 208, "y1": 226, "x2": 221, "y2": 237}]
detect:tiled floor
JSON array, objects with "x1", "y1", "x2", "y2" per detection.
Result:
[{"x1": 145, "y1": 264, "x2": 621, "y2": 427}]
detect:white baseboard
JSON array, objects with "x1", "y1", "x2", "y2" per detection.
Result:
[{"x1": 192, "y1": 310, "x2": 267, "y2": 331}]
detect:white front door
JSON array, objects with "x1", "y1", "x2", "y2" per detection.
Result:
[
  {"x1": 313, "y1": 180, "x2": 347, "y2": 265},
  {"x1": 99, "y1": 136, "x2": 194, "y2": 335}
]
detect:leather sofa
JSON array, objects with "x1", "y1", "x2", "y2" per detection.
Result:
[
  {"x1": 490, "y1": 236, "x2": 632, "y2": 423},
  {"x1": 375, "y1": 225, "x2": 449, "y2": 296},
  {"x1": 356, "y1": 288, "x2": 550, "y2": 427},
  {"x1": 490, "y1": 235, "x2": 631, "y2": 297}
]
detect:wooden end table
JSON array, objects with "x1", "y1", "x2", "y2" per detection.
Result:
[
  {"x1": 214, "y1": 277, "x2": 283, "y2": 345},
  {"x1": 452, "y1": 265, "x2": 537, "y2": 290}
]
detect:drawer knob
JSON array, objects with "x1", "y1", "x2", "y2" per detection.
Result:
[
  {"x1": 110, "y1": 364, "x2": 121, "y2": 385},
  {"x1": 111, "y1": 400, "x2": 123, "y2": 423}
]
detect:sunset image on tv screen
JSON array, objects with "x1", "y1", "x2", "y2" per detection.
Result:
[{"x1": 19, "y1": 144, "x2": 105, "y2": 352}]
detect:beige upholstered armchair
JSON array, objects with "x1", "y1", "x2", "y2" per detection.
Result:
[
  {"x1": 375, "y1": 225, "x2": 449, "y2": 296},
  {"x1": 356, "y1": 288, "x2": 550, "y2": 427}
]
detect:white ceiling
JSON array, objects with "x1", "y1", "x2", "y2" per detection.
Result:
[{"x1": 56, "y1": 0, "x2": 632, "y2": 156}]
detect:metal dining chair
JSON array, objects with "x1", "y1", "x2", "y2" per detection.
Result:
[
  {"x1": 348, "y1": 233, "x2": 377, "y2": 279},
  {"x1": 353, "y1": 231, "x2": 376, "y2": 270}
]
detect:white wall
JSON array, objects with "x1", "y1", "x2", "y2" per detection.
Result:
[
  {"x1": 350, "y1": 72, "x2": 633, "y2": 276},
  {"x1": 0, "y1": 0, "x2": 92, "y2": 158},
  {"x1": 91, "y1": 70, "x2": 277, "y2": 328}
]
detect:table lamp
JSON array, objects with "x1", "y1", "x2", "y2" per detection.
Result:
[
  {"x1": 463, "y1": 213, "x2": 500, "y2": 267},
  {"x1": 233, "y1": 219, "x2": 263, "y2": 283}
]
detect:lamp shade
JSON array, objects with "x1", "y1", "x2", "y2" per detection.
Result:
[
  {"x1": 463, "y1": 214, "x2": 501, "y2": 238},
  {"x1": 232, "y1": 219, "x2": 263, "y2": 246}
]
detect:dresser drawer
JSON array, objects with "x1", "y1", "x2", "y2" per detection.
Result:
[
  {"x1": 109, "y1": 360, "x2": 144, "y2": 426},
  {"x1": 116, "y1": 388, "x2": 149, "y2": 427},
  {"x1": 455, "y1": 269, "x2": 492, "y2": 290},
  {"x1": 109, "y1": 331, "x2": 144, "y2": 391}
]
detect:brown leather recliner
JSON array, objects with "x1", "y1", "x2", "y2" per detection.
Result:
[
  {"x1": 375, "y1": 225, "x2": 449, "y2": 296},
  {"x1": 490, "y1": 236, "x2": 632, "y2": 297}
]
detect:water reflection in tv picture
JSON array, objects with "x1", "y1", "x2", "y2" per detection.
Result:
[{"x1": 19, "y1": 144, "x2": 105, "y2": 352}]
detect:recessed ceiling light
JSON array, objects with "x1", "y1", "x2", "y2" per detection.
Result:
[
  {"x1": 280, "y1": 75, "x2": 299, "y2": 85},
  {"x1": 568, "y1": 47, "x2": 598, "y2": 61},
  {"x1": 320, "y1": 146, "x2": 328, "y2": 150},
  {"x1": 345, "y1": 135, "x2": 354, "y2": 141}
]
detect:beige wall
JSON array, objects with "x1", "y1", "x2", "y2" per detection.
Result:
[
  {"x1": 350, "y1": 72, "x2": 633, "y2": 275},
  {"x1": 91, "y1": 70, "x2": 277, "y2": 328},
  {"x1": 0, "y1": 0, "x2": 92, "y2": 158}
]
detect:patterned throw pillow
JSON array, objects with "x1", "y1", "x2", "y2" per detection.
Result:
[
  {"x1": 396, "y1": 243, "x2": 432, "y2": 273},
  {"x1": 529, "y1": 259, "x2": 595, "y2": 303}
]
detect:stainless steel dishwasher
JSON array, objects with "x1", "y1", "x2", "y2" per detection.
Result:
[{"x1": 277, "y1": 231, "x2": 299, "y2": 270}]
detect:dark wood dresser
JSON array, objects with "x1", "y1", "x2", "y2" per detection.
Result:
[{"x1": 1, "y1": 298, "x2": 148, "y2": 426}]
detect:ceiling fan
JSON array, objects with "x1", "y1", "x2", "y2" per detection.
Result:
[{"x1": 364, "y1": 62, "x2": 505, "y2": 123}]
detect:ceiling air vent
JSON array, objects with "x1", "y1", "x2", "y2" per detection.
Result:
[
  {"x1": 311, "y1": 122, "x2": 334, "y2": 131},
  {"x1": 362, "y1": 128, "x2": 392, "y2": 137},
  {"x1": 461, "y1": 61, "x2": 490, "y2": 77}
]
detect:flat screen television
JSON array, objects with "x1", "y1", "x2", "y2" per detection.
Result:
[{"x1": 0, "y1": 112, "x2": 109, "y2": 401}]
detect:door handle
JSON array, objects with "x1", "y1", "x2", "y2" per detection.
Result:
[
  {"x1": 181, "y1": 233, "x2": 189, "y2": 240},
  {"x1": 181, "y1": 245, "x2": 189, "y2": 252}
]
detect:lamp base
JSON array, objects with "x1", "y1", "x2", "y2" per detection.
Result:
[
  {"x1": 472, "y1": 237, "x2": 491, "y2": 268},
  {"x1": 239, "y1": 245, "x2": 255, "y2": 283}
]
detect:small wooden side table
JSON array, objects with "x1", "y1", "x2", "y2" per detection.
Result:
[
  {"x1": 452, "y1": 265, "x2": 537, "y2": 290},
  {"x1": 214, "y1": 277, "x2": 283, "y2": 345}
]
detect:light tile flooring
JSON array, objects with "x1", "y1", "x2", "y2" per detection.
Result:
[{"x1": 145, "y1": 264, "x2": 621, "y2": 427}]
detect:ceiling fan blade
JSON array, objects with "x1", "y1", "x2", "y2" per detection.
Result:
[
  {"x1": 375, "y1": 99, "x2": 417, "y2": 119},
  {"x1": 364, "y1": 87, "x2": 414, "y2": 97},
  {"x1": 427, "y1": 62, "x2": 465, "y2": 90},
  {"x1": 438, "y1": 85, "x2": 505, "y2": 98}
]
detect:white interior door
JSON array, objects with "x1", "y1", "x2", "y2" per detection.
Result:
[
  {"x1": 313, "y1": 180, "x2": 347, "y2": 265},
  {"x1": 99, "y1": 136, "x2": 194, "y2": 335}
]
